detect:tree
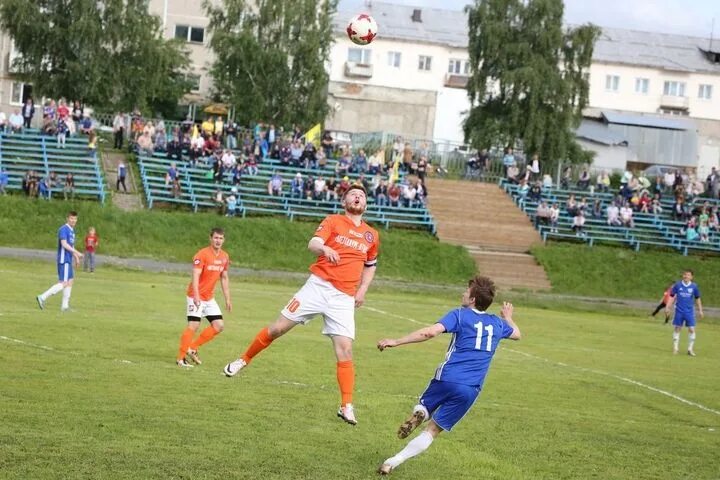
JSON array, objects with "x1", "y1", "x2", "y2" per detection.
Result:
[
  {"x1": 464, "y1": 0, "x2": 600, "y2": 171},
  {"x1": 204, "y1": 0, "x2": 338, "y2": 128},
  {"x1": 0, "y1": 0, "x2": 191, "y2": 116}
]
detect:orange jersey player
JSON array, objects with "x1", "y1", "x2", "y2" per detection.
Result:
[
  {"x1": 176, "y1": 227, "x2": 232, "y2": 367},
  {"x1": 223, "y1": 184, "x2": 379, "y2": 426}
]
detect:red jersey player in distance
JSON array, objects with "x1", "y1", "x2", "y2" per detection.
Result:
[
  {"x1": 176, "y1": 227, "x2": 232, "y2": 367},
  {"x1": 223, "y1": 184, "x2": 379, "y2": 425}
]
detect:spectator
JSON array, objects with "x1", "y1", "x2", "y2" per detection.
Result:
[
  {"x1": 154, "y1": 131, "x2": 167, "y2": 152},
  {"x1": 172, "y1": 177, "x2": 182, "y2": 199},
  {"x1": 44, "y1": 99, "x2": 57, "y2": 120},
  {"x1": 402, "y1": 180, "x2": 417, "y2": 208},
  {"x1": 577, "y1": 170, "x2": 590, "y2": 190},
  {"x1": 63, "y1": 172, "x2": 75, "y2": 200},
  {"x1": 79, "y1": 114, "x2": 93, "y2": 135},
  {"x1": 214, "y1": 116, "x2": 224, "y2": 140},
  {"x1": 325, "y1": 177, "x2": 339, "y2": 201},
  {"x1": 226, "y1": 193, "x2": 238, "y2": 217},
  {"x1": 566, "y1": 194, "x2": 578, "y2": 217},
  {"x1": 653, "y1": 176, "x2": 664, "y2": 198},
  {"x1": 302, "y1": 142, "x2": 318, "y2": 169},
  {"x1": 0, "y1": 110, "x2": 7, "y2": 132},
  {"x1": 83, "y1": 227, "x2": 99, "y2": 273},
  {"x1": 212, "y1": 189, "x2": 224, "y2": 214},
  {"x1": 22, "y1": 98, "x2": 35, "y2": 129},
  {"x1": 57, "y1": 99, "x2": 69, "y2": 120},
  {"x1": 684, "y1": 217, "x2": 699, "y2": 242},
  {"x1": 38, "y1": 175, "x2": 51, "y2": 200},
  {"x1": 502, "y1": 147, "x2": 516, "y2": 177},
  {"x1": 321, "y1": 131, "x2": 334, "y2": 159},
  {"x1": 137, "y1": 131, "x2": 153, "y2": 156},
  {"x1": 221, "y1": 149, "x2": 237, "y2": 170},
  {"x1": 375, "y1": 179, "x2": 388, "y2": 207},
  {"x1": 290, "y1": 140, "x2": 303, "y2": 167},
  {"x1": 9, "y1": 109, "x2": 23, "y2": 133},
  {"x1": 117, "y1": 161, "x2": 128, "y2": 192},
  {"x1": 267, "y1": 124, "x2": 276, "y2": 152},
  {"x1": 572, "y1": 211, "x2": 586, "y2": 237},
  {"x1": 663, "y1": 170, "x2": 675, "y2": 194},
  {"x1": 113, "y1": 112, "x2": 126, "y2": 150},
  {"x1": 416, "y1": 178, "x2": 428, "y2": 207},
  {"x1": 590, "y1": 199, "x2": 603, "y2": 218},
  {"x1": 268, "y1": 171, "x2": 283, "y2": 196},
  {"x1": 313, "y1": 175, "x2": 326, "y2": 200},
  {"x1": 56, "y1": 118, "x2": 68, "y2": 148},
  {"x1": 638, "y1": 191, "x2": 651, "y2": 213},
  {"x1": 291, "y1": 172, "x2": 304, "y2": 198},
  {"x1": 353, "y1": 149, "x2": 367, "y2": 173},
  {"x1": 672, "y1": 196, "x2": 688, "y2": 221},
  {"x1": 607, "y1": 202, "x2": 621, "y2": 226},
  {"x1": 71, "y1": 101, "x2": 83, "y2": 123},
  {"x1": 402, "y1": 143, "x2": 414, "y2": 172},
  {"x1": 596, "y1": 171, "x2": 610, "y2": 193},
  {"x1": 0, "y1": 167, "x2": 8, "y2": 195},
  {"x1": 506, "y1": 164, "x2": 520, "y2": 184},
  {"x1": 535, "y1": 201, "x2": 551, "y2": 228},
  {"x1": 560, "y1": 166, "x2": 572, "y2": 189},
  {"x1": 166, "y1": 134, "x2": 182, "y2": 162},
  {"x1": 88, "y1": 131, "x2": 98, "y2": 160},
  {"x1": 388, "y1": 181, "x2": 401, "y2": 207},
  {"x1": 232, "y1": 163, "x2": 244, "y2": 186},
  {"x1": 528, "y1": 181, "x2": 542, "y2": 203},
  {"x1": 529, "y1": 153, "x2": 540, "y2": 181},
  {"x1": 651, "y1": 194, "x2": 663, "y2": 216},
  {"x1": 165, "y1": 162, "x2": 178, "y2": 187},
  {"x1": 23, "y1": 170, "x2": 39, "y2": 197},
  {"x1": 620, "y1": 203, "x2": 634, "y2": 228},
  {"x1": 245, "y1": 154, "x2": 258, "y2": 176},
  {"x1": 335, "y1": 149, "x2": 351, "y2": 176},
  {"x1": 417, "y1": 156, "x2": 428, "y2": 181},
  {"x1": 225, "y1": 120, "x2": 238, "y2": 150},
  {"x1": 542, "y1": 173, "x2": 553, "y2": 189},
  {"x1": 201, "y1": 117, "x2": 214, "y2": 136},
  {"x1": 337, "y1": 176, "x2": 351, "y2": 198},
  {"x1": 549, "y1": 203, "x2": 560, "y2": 233}
]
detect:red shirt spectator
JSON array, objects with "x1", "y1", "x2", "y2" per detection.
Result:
[
  {"x1": 85, "y1": 230, "x2": 99, "y2": 253},
  {"x1": 57, "y1": 104, "x2": 70, "y2": 120}
]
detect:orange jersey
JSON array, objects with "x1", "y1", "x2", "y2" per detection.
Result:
[
  {"x1": 186, "y1": 247, "x2": 230, "y2": 301},
  {"x1": 309, "y1": 214, "x2": 379, "y2": 296}
]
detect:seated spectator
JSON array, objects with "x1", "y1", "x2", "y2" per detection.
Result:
[
  {"x1": 606, "y1": 202, "x2": 621, "y2": 226},
  {"x1": 291, "y1": 173, "x2": 304, "y2": 198},
  {"x1": 212, "y1": 157, "x2": 225, "y2": 184},
  {"x1": 708, "y1": 207, "x2": 719, "y2": 232},
  {"x1": 232, "y1": 163, "x2": 244, "y2": 186},
  {"x1": 167, "y1": 135, "x2": 182, "y2": 161},
  {"x1": 590, "y1": 199, "x2": 603, "y2": 218},
  {"x1": 268, "y1": 171, "x2": 283, "y2": 196},
  {"x1": 577, "y1": 170, "x2": 590, "y2": 190},
  {"x1": 535, "y1": 201, "x2": 551, "y2": 228},
  {"x1": 226, "y1": 193, "x2": 238, "y2": 217},
  {"x1": 165, "y1": 162, "x2": 178, "y2": 187},
  {"x1": 337, "y1": 176, "x2": 351, "y2": 198},
  {"x1": 290, "y1": 140, "x2": 303, "y2": 167},
  {"x1": 171, "y1": 178, "x2": 182, "y2": 198},
  {"x1": 402, "y1": 180, "x2": 417, "y2": 208},
  {"x1": 189, "y1": 134, "x2": 204, "y2": 164},
  {"x1": 303, "y1": 175, "x2": 315, "y2": 199},
  {"x1": 663, "y1": 171, "x2": 675, "y2": 194},
  {"x1": 154, "y1": 132, "x2": 167, "y2": 152},
  {"x1": 368, "y1": 150, "x2": 383, "y2": 175},
  {"x1": 136, "y1": 131, "x2": 154, "y2": 156},
  {"x1": 684, "y1": 216, "x2": 699, "y2": 242},
  {"x1": 566, "y1": 194, "x2": 578, "y2": 217},
  {"x1": 63, "y1": 172, "x2": 75, "y2": 200},
  {"x1": 388, "y1": 181, "x2": 401, "y2": 207},
  {"x1": 204, "y1": 135, "x2": 220, "y2": 156},
  {"x1": 221, "y1": 149, "x2": 237, "y2": 170},
  {"x1": 8, "y1": 109, "x2": 23, "y2": 133},
  {"x1": 560, "y1": 166, "x2": 572, "y2": 189},
  {"x1": 280, "y1": 143, "x2": 292, "y2": 166},
  {"x1": 212, "y1": 189, "x2": 224, "y2": 214},
  {"x1": 549, "y1": 203, "x2": 560, "y2": 233},
  {"x1": 325, "y1": 177, "x2": 339, "y2": 201},
  {"x1": 317, "y1": 149, "x2": 327, "y2": 169},
  {"x1": 672, "y1": 196, "x2": 688, "y2": 221},
  {"x1": 572, "y1": 211, "x2": 586, "y2": 237},
  {"x1": 620, "y1": 203, "x2": 634, "y2": 228},
  {"x1": 353, "y1": 149, "x2": 368, "y2": 173},
  {"x1": 356, "y1": 172, "x2": 370, "y2": 194},
  {"x1": 517, "y1": 179, "x2": 529, "y2": 204},
  {"x1": 335, "y1": 150, "x2": 351, "y2": 176},
  {"x1": 0, "y1": 167, "x2": 8, "y2": 195},
  {"x1": 79, "y1": 114, "x2": 93, "y2": 135},
  {"x1": 245, "y1": 154, "x2": 258, "y2": 176},
  {"x1": 506, "y1": 165, "x2": 520, "y2": 184},
  {"x1": 302, "y1": 142, "x2": 318, "y2": 169},
  {"x1": 638, "y1": 191, "x2": 651, "y2": 213},
  {"x1": 542, "y1": 174, "x2": 553, "y2": 189},
  {"x1": 0, "y1": 110, "x2": 7, "y2": 132},
  {"x1": 375, "y1": 179, "x2": 388, "y2": 206},
  {"x1": 528, "y1": 181, "x2": 542, "y2": 203},
  {"x1": 313, "y1": 175, "x2": 326, "y2": 200},
  {"x1": 596, "y1": 171, "x2": 610, "y2": 193},
  {"x1": 619, "y1": 182, "x2": 633, "y2": 202},
  {"x1": 651, "y1": 194, "x2": 663, "y2": 216},
  {"x1": 38, "y1": 176, "x2": 51, "y2": 200},
  {"x1": 321, "y1": 131, "x2": 334, "y2": 159},
  {"x1": 23, "y1": 170, "x2": 36, "y2": 197}
]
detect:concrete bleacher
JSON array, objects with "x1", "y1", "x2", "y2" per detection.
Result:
[
  {"x1": 137, "y1": 153, "x2": 436, "y2": 233},
  {"x1": 0, "y1": 131, "x2": 106, "y2": 202},
  {"x1": 500, "y1": 179, "x2": 720, "y2": 256}
]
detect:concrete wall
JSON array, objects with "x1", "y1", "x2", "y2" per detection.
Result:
[
  {"x1": 578, "y1": 139, "x2": 634, "y2": 173},
  {"x1": 326, "y1": 81, "x2": 436, "y2": 139}
]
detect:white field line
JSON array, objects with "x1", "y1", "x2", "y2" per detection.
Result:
[
  {"x1": 364, "y1": 306, "x2": 425, "y2": 325},
  {"x1": 366, "y1": 306, "x2": 720, "y2": 418},
  {"x1": 0, "y1": 335, "x2": 56, "y2": 351}
]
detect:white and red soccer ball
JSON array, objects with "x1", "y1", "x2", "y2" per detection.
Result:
[{"x1": 346, "y1": 14, "x2": 378, "y2": 45}]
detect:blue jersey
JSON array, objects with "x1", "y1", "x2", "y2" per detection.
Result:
[
  {"x1": 434, "y1": 308, "x2": 515, "y2": 388},
  {"x1": 671, "y1": 281, "x2": 700, "y2": 316},
  {"x1": 57, "y1": 224, "x2": 75, "y2": 264}
]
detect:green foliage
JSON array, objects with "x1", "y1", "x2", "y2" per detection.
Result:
[
  {"x1": 2, "y1": 259, "x2": 719, "y2": 479},
  {"x1": 0, "y1": 196, "x2": 475, "y2": 285},
  {"x1": 0, "y1": 0, "x2": 191, "y2": 116},
  {"x1": 464, "y1": 0, "x2": 600, "y2": 172},
  {"x1": 532, "y1": 243, "x2": 720, "y2": 306},
  {"x1": 204, "y1": 0, "x2": 337, "y2": 127}
]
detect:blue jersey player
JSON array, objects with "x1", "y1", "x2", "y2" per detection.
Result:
[
  {"x1": 36, "y1": 211, "x2": 83, "y2": 312},
  {"x1": 376, "y1": 276, "x2": 521, "y2": 475},
  {"x1": 665, "y1": 269, "x2": 703, "y2": 356}
]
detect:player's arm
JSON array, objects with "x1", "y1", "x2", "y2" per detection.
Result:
[
  {"x1": 665, "y1": 294, "x2": 675, "y2": 314},
  {"x1": 60, "y1": 239, "x2": 83, "y2": 258},
  {"x1": 308, "y1": 236, "x2": 339, "y2": 265},
  {"x1": 696, "y1": 297, "x2": 703, "y2": 318},
  {"x1": 191, "y1": 267, "x2": 202, "y2": 306},
  {"x1": 500, "y1": 301, "x2": 521, "y2": 340},
  {"x1": 377, "y1": 323, "x2": 446, "y2": 351},
  {"x1": 354, "y1": 264, "x2": 376, "y2": 308},
  {"x1": 220, "y1": 270, "x2": 232, "y2": 312}
]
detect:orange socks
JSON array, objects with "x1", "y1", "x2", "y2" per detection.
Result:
[
  {"x1": 336, "y1": 360, "x2": 355, "y2": 405},
  {"x1": 241, "y1": 327, "x2": 274, "y2": 364},
  {"x1": 190, "y1": 326, "x2": 219, "y2": 350},
  {"x1": 177, "y1": 327, "x2": 195, "y2": 360}
]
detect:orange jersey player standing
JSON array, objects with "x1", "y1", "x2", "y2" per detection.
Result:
[
  {"x1": 176, "y1": 227, "x2": 232, "y2": 368},
  {"x1": 223, "y1": 184, "x2": 379, "y2": 426}
]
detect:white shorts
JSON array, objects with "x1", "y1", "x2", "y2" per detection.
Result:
[
  {"x1": 186, "y1": 297, "x2": 223, "y2": 319},
  {"x1": 281, "y1": 275, "x2": 356, "y2": 339}
]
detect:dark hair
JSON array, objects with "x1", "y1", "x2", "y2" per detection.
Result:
[
  {"x1": 68, "y1": 211, "x2": 78, "y2": 217},
  {"x1": 468, "y1": 276, "x2": 496, "y2": 310},
  {"x1": 210, "y1": 227, "x2": 225, "y2": 237},
  {"x1": 683, "y1": 269, "x2": 694, "y2": 275}
]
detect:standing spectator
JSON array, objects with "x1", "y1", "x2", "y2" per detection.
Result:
[
  {"x1": 56, "y1": 118, "x2": 68, "y2": 148},
  {"x1": 22, "y1": 97, "x2": 35, "y2": 129},
  {"x1": 165, "y1": 162, "x2": 178, "y2": 187},
  {"x1": 117, "y1": 161, "x2": 128, "y2": 192},
  {"x1": 402, "y1": 143, "x2": 414, "y2": 173},
  {"x1": 71, "y1": 101, "x2": 83, "y2": 123},
  {"x1": 577, "y1": 170, "x2": 590, "y2": 190},
  {"x1": 226, "y1": 192, "x2": 238, "y2": 217},
  {"x1": 267, "y1": 124, "x2": 276, "y2": 152},
  {"x1": 56, "y1": 99, "x2": 69, "y2": 120},
  {"x1": 214, "y1": 116, "x2": 224, "y2": 140},
  {"x1": 225, "y1": 120, "x2": 238, "y2": 150},
  {"x1": 549, "y1": 203, "x2": 560, "y2": 233},
  {"x1": 83, "y1": 227, "x2": 99, "y2": 273},
  {"x1": 0, "y1": 167, "x2": 8, "y2": 195},
  {"x1": 321, "y1": 131, "x2": 334, "y2": 159},
  {"x1": 560, "y1": 166, "x2": 572, "y2": 189},
  {"x1": 535, "y1": 201, "x2": 551, "y2": 228},
  {"x1": 665, "y1": 270, "x2": 703, "y2": 356},
  {"x1": 113, "y1": 112, "x2": 126, "y2": 150},
  {"x1": 417, "y1": 156, "x2": 428, "y2": 181},
  {"x1": 416, "y1": 178, "x2": 428, "y2": 207},
  {"x1": 529, "y1": 153, "x2": 540, "y2": 181},
  {"x1": 502, "y1": 147, "x2": 516, "y2": 177},
  {"x1": 88, "y1": 131, "x2": 98, "y2": 160},
  {"x1": 172, "y1": 178, "x2": 182, "y2": 199},
  {"x1": 44, "y1": 99, "x2": 57, "y2": 120},
  {"x1": 542, "y1": 173, "x2": 553, "y2": 189},
  {"x1": 64, "y1": 172, "x2": 75, "y2": 200},
  {"x1": 212, "y1": 189, "x2": 224, "y2": 214},
  {"x1": 9, "y1": 109, "x2": 23, "y2": 133}
]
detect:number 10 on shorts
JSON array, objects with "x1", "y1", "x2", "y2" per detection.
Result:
[{"x1": 286, "y1": 297, "x2": 301, "y2": 313}]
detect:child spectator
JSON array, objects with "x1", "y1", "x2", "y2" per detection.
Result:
[
  {"x1": 83, "y1": 227, "x2": 99, "y2": 273},
  {"x1": 549, "y1": 203, "x2": 560, "y2": 233},
  {"x1": 572, "y1": 211, "x2": 586, "y2": 237},
  {"x1": 57, "y1": 118, "x2": 68, "y2": 148},
  {"x1": 88, "y1": 131, "x2": 98, "y2": 160}
]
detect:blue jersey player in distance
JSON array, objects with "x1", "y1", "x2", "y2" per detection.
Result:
[
  {"x1": 665, "y1": 269, "x2": 703, "y2": 356},
  {"x1": 36, "y1": 211, "x2": 83, "y2": 312},
  {"x1": 376, "y1": 276, "x2": 521, "y2": 475}
]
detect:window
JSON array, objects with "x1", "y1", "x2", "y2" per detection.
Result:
[
  {"x1": 698, "y1": 84, "x2": 713, "y2": 100},
  {"x1": 175, "y1": 25, "x2": 205, "y2": 44},
  {"x1": 448, "y1": 59, "x2": 470, "y2": 75},
  {"x1": 663, "y1": 81, "x2": 686, "y2": 97},
  {"x1": 187, "y1": 74, "x2": 201, "y2": 92},
  {"x1": 635, "y1": 78, "x2": 649, "y2": 94},
  {"x1": 348, "y1": 48, "x2": 372, "y2": 65},
  {"x1": 418, "y1": 55, "x2": 432, "y2": 71},
  {"x1": 10, "y1": 82, "x2": 25, "y2": 105},
  {"x1": 605, "y1": 75, "x2": 620, "y2": 92},
  {"x1": 387, "y1": 51, "x2": 401, "y2": 68}
]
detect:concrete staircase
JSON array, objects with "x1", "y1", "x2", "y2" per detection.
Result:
[
  {"x1": 426, "y1": 178, "x2": 551, "y2": 290},
  {"x1": 102, "y1": 150, "x2": 143, "y2": 211}
]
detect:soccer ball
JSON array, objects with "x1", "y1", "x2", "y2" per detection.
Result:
[{"x1": 346, "y1": 14, "x2": 378, "y2": 45}]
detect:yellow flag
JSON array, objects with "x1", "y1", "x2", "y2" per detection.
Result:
[{"x1": 304, "y1": 123, "x2": 322, "y2": 148}]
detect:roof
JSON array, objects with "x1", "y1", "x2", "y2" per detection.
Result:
[
  {"x1": 576, "y1": 120, "x2": 627, "y2": 146},
  {"x1": 601, "y1": 111, "x2": 696, "y2": 131},
  {"x1": 334, "y1": 3, "x2": 720, "y2": 74}
]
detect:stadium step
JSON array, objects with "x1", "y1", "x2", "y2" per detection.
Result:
[
  {"x1": 102, "y1": 150, "x2": 143, "y2": 211},
  {"x1": 426, "y1": 178, "x2": 551, "y2": 291}
]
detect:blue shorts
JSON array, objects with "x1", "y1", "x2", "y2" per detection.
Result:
[
  {"x1": 57, "y1": 262, "x2": 74, "y2": 282},
  {"x1": 419, "y1": 379, "x2": 481, "y2": 432},
  {"x1": 673, "y1": 312, "x2": 695, "y2": 327}
]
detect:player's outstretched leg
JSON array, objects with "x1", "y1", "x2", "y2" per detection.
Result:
[
  {"x1": 224, "y1": 317, "x2": 294, "y2": 377},
  {"x1": 37, "y1": 283, "x2": 64, "y2": 310},
  {"x1": 397, "y1": 405, "x2": 429, "y2": 439},
  {"x1": 379, "y1": 421, "x2": 440, "y2": 475}
]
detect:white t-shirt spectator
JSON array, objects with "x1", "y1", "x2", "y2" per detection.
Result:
[
  {"x1": 9, "y1": 113, "x2": 23, "y2": 128},
  {"x1": 572, "y1": 215, "x2": 585, "y2": 228},
  {"x1": 620, "y1": 206, "x2": 633, "y2": 222},
  {"x1": 221, "y1": 152, "x2": 236, "y2": 169},
  {"x1": 314, "y1": 178, "x2": 326, "y2": 195},
  {"x1": 607, "y1": 204, "x2": 620, "y2": 224}
]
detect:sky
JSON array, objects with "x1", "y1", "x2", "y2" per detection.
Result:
[{"x1": 339, "y1": 0, "x2": 720, "y2": 38}]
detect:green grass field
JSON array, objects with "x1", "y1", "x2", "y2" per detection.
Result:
[{"x1": 1, "y1": 258, "x2": 719, "y2": 480}]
